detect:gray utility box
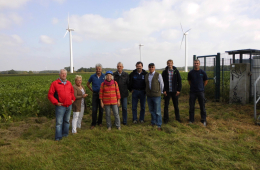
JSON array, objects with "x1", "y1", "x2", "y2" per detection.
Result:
[{"x1": 229, "y1": 63, "x2": 250, "y2": 104}]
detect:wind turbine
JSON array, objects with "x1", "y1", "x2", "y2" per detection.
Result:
[
  {"x1": 64, "y1": 14, "x2": 74, "y2": 73},
  {"x1": 180, "y1": 23, "x2": 191, "y2": 72},
  {"x1": 139, "y1": 44, "x2": 144, "y2": 61}
]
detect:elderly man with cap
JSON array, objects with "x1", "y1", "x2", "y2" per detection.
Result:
[
  {"x1": 100, "y1": 71, "x2": 121, "y2": 130},
  {"x1": 145, "y1": 63, "x2": 164, "y2": 131}
]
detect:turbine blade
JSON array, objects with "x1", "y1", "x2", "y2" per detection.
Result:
[
  {"x1": 180, "y1": 23, "x2": 184, "y2": 33},
  {"x1": 68, "y1": 13, "x2": 70, "y2": 28},
  {"x1": 64, "y1": 30, "x2": 68, "y2": 38},
  {"x1": 180, "y1": 35, "x2": 185, "y2": 49},
  {"x1": 184, "y1": 28, "x2": 191, "y2": 34}
]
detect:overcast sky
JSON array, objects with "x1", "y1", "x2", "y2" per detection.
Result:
[{"x1": 0, "y1": 0, "x2": 260, "y2": 71}]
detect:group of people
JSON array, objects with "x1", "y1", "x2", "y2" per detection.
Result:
[{"x1": 48, "y1": 59, "x2": 208, "y2": 141}]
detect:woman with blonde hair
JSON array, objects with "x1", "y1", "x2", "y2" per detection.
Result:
[{"x1": 72, "y1": 75, "x2": 88, "y2": 134}]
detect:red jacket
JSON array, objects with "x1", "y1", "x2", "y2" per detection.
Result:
[{"x1": 48, "y1": 79, "x2": 76, "y2": 107}]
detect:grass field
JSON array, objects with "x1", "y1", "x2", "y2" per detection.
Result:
[
  {"x1": 1, "y1": 72, "x2": 259, "y2": 169},
  {"x1": 1, "y1": 95, "x2": 260, "y2": 169}
]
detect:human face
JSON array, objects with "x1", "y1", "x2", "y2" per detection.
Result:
[
  {"x1": 167, "y1": 61, "x2": 173, "y2": 70},
  {"x1": 59, "y1": 71, "x2": 67, "y2": 81},
  {"x1": 194, "y1": 61, "x2": 200, "y2": 70},
  {"x1": 106, "y1": 74, "x2": 112, "y2": 81},
  {"x1": 149, "y1": 65, "x2": 155, "y2": 73},
  {"x1": 96, "y1": 67, "x2": 102, "y2": 75},
  {"x1": 136, "y1": 64, "x2": 143, "y2": 73},
  {"x1": 117, "y1": 64, "x2": 123, "y2": 73},
  {"x1": 75, "y1": 78, "x2": 82, "y2": 86}
]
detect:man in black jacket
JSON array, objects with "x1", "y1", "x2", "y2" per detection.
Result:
[
  {"x1": 129, "y1": 61, "x2": 148, "y2": 123},
  {"x1": 113, "y1": 62, "x2": 129, "y2": 125},
  {"x1": 162, "y1": 59, "x2": 182, "y2": 123}
]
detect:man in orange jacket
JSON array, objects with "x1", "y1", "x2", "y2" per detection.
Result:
[{"x1": 48, "y1": 69, "x2": 75, "y2": 141}]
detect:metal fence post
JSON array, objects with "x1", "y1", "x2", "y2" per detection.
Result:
[{"x1": 216, "y1": 53, "x2": 221, "y2": 102}]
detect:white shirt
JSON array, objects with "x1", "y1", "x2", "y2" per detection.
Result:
[{"x1": 148, "y1": 71, "x2": 164, "y2": 93}]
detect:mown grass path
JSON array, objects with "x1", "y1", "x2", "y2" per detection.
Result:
[{"x1": 1, "y1": 95, "x2": 260, "y2": 169}]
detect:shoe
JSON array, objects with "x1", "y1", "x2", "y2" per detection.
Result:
[
  {"x1": 203, "y1": 121, "x2": 207, "y2": 127},
  {"x1": 157, "y1": 127, "x2": 162, "y2": 131},
  {"x1": 133, "y1": 120, "x2": 137, "y2": 124},
  {"x1": 91, "y1": 126, "x2": 95, "y2": 129},
  {"x1": 118, "y1": 127, "x2": 121, "y2": 130},
  {"x1": 107, "y1": 127, "x2": 111, "y2": 130},
  {"x1": 122, "y1": 122, "x2": 127, "y2": 125},
  {"x1": 189, "y1": 121, "x2": 193, "y2": 124},
  {"x1": 140, "y1": 120, "x2": 144, "y2": 123},
  {"x1": 176, "y1": 119, "x2": 182, "y2": 123}
]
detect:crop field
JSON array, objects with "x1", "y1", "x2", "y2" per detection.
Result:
[{"x1": 1, "y1": 72, "x2": 259, "y2": 169}]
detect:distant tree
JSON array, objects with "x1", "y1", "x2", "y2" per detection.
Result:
[
  {"x1": 28, "y1": 71, "x2": 33, "y2": 74},
  {"x1": 8, "y1": 69, "x2": 18, "y2": 74}
]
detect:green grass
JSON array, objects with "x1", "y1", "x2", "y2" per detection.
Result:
[{"x1": 1, "y1": 95, "x2": 260, "y2": 169}]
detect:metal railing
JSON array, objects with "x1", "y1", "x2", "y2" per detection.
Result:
[{"x1": 254, "y1": 75, "x2": 260, "y2": 125}]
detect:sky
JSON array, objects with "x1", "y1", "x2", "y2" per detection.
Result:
[{"x1": 0, "y1": 0, "x2": 260, "y2": 71}]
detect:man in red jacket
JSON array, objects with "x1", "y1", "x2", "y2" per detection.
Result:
[{"x1": 48, "y1": 69, "x2": 75, "y2": 141}]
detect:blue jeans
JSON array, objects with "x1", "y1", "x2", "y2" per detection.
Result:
[
  {"x1": 132, "y1": 90, "x2": 146, "y2": 121},
  {"x1": 147, "y1": 96, "x2": 162, "y2": 128},
  {"x1": 118, "y1": 97, "x2": 128, "y2": 124},
  {"x1": 55, "y1": 105, "x2": 72, "y2": 140}
]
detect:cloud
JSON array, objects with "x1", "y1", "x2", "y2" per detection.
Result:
[
  {"x1": 0, "y1": 13, "x2": 23, "y2": 29},
  {"x1": 0, "y1": 0, "x2": 30, "y2": 9},
  {"x1": 52, "y1": 17, "x2": 59, "y2": 24},
  {"x1": 39, "y1": 35, "x2": 54, "y2": 44},
  {"x1": 53, "y1": 0, "x2": 66, "y2": 4}
]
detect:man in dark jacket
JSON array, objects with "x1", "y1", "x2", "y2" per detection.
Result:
[
  {"x1": 48, "y1": 69, "x2": 76, "y2": 141},
  {"x1": 129, "y1": 61, "x2": 148, "y2": 123},
  {"x1": 113, "y1": 62, "x2": 129, "y2": 125},
  {"x1": 162, "y1": 59, "x2": 182, "y2": 123}
]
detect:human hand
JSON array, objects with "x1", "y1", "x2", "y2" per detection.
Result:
[
  {"x1": 83, "y1": 94, "x2": 88, "y2": 98},
  {"x1": 101, "y1": 102, "x2": 104, "y2": 108},
  {"x1": 57, "y1": 103, "x2": 63, "y2": 106},
  {"x1": 117, "y1": 100, "x2": 120, "y2": 107},
  {"x1": 163, "y1": 91, "x2": 167, "y2": 96},
  {"x1": 176, "y1": 91, "x2": 180, "y2": 96},
  {"x1": 71, "y1": 100, "x2": 74, "y2": 103}
]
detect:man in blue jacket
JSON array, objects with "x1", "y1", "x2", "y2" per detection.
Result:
[
  {"x1": 87, "y1": 63, "x2": 105, "y2": 129},
  {"x1": 188, "y1": 59, "x2": 208, "y2": 126},
  {"x1": 129, "y1": 61, "x2": 148, "y2": 123},
  {"x1": 162, "y1": 59, "x2": 182, "y2": 123}
]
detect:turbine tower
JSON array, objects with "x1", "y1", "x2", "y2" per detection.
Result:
[
  {"x1": 64, "y1": 14, "x2": 74, "y2": 73},
  {"x1": 180, "y1": 23, "x2": 191, "y2": 72},
  {"x1": 139, "y1": 44, "x2": 144, "y2": 61}
]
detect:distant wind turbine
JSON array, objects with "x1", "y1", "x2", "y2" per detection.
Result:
[
  {"x1": 64, "y1": 14, "x2": 74, "y2": 73},
  {"x1": 180, "y1": 23, "x2": 191, "y2": 72},
  {"x1": 139, "y1": 44, "x2": 144, "y2": 62}
]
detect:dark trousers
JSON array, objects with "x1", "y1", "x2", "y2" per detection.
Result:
[
  {"x1": 189, "y1": 92, "x2": 206, "y2": 122},
  {"x1": 163, "y1": 92, "x2": 180, "y2": 122},
  {"x1": 92, "y1": 92, "x2": 103, "y2": 126}
]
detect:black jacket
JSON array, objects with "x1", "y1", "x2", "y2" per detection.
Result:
[
  {"x1": 113, "y1": 71, "x2": 129, "y2": 98},
  {"x1": 128, "y1": 69, "x2": 148, "y2": 92},
  {"x1": 162, "y1": 66, "x2": 182, "y2": 92}
]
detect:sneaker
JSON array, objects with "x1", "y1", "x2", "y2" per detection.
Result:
[
  {"x1": 133, "y1": 120, "x2": 137, "y2": 124},
  {"x1": 107, "y1": 127, "x2": 111, "y2": 130},
  {"x1": 203, "y1": 121, "x2": 207, "y2": 127},
  {"x1": 189, "y1": 121, "x2": 193, "y2": 124},
  {"x1": 118, "y1": 127, "x2": 121, "y2": 130},
  {"x1": 157, "y1": 127, "x2": 162, "y2": 131},
  {"x1": 140, "y1": 120, "x2": 144, "y2": 123}
]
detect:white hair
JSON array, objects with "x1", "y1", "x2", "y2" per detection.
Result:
[
  {"x1": 95, "y1": 63, "x2": 103, "y2": 69},
  {"x1": 105, "y1": 75, "x2": 114, "y2": 80},
  {"x1": 117, "y1": 62, "x2": 123, "y2": 67},
  {"x1": 59, "y1": 69, "x2": 67, "y2": 74},
  {"x1": 74, "y1": 75, "x2": 82, "y2": 81}
]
